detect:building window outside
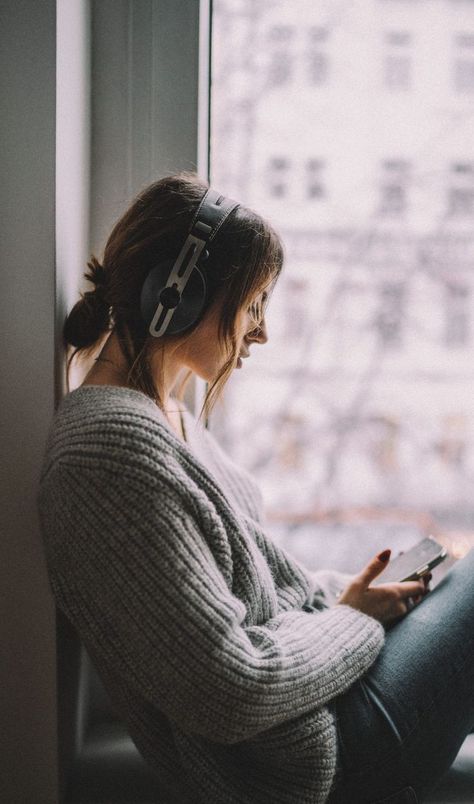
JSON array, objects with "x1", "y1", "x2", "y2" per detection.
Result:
[
  {"x1": 268, "y1": 24, "x2": 294, "y2": 43},
  {"x1": 384, "y1": 55, "x2": 411, "y2": 90},
  {"x1": 267, "y1": 24, "x2": 294, "y2": 88},
  {"x1": 267, "y1": 156, "x2": 290, "y2": 198},
  {"x1": 446, "y1": 162, "x2": 474, "y2": 217},
  {"x1": 378, "y1": 159, "x2": 410, "y2": 217},
  {"x1": 306, "y1": 26, "x2": 329, "y2": 85},
  {"x1": 375, "y1": 282, "x2": 405, "y2": 348},
  {"x1": 383, "y1": 31, "x2": 412, "y2": 91},
  {"x1": 305, "y1": 158, "x2": 326, "y2": 199},
  {"x1": 268, "y1": 52, "x2": 293, "y2": 88},
  {"x1": 453, "y1": 32, "x2": 474, "y2": 92},
  {"x1": 444, "y1": 282, "x2": 470, "y2": 347},
  {"x1": 454, "y1": 59, "x2": 474, "y2": 92}
]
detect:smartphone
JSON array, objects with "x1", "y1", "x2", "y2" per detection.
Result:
[{"x1": 373, "y1": 536, "x2": 448, "y2": 585}]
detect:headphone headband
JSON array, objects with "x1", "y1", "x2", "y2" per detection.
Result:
[
  {"x1": 145, "y1": 188, "x2": 239, "y2": 338},
  {"x1": 189, "y1": 188, "x2": 239, "y2": 244}
]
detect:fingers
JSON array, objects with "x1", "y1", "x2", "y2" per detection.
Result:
[
  {"x1": 375, "y1": 576, "x2": 430, "y2": 598},
  {"x1": 390, "y1": 595, "x2": 420, "y2": 622},
  {"x1": 399, "y1": 573, "x2": 432, "y2": 599},
  {"x1": 342, "y1": 555, "x2": 433, "y2": 626},
  {"x1": 410, "y1": 573, "x2": 433, "y2": 607},
  {"x1": 397, "y1": 580, "x2": 427, "y2": 598},
  {"x1": 357, "y1": 549, "x2": 392, "y2": 587},
  {"x1": 422, "y1": 572, "x2": 432, "y2": 587},
  {"x1": 398, "y1": 572, "x2": 433, "y2": 614}
]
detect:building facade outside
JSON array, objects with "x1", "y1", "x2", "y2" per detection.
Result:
[{"x1": 210, "y1": 0, "x2": 474, "y2": 570}]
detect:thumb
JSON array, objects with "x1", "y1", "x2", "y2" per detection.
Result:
[{"x1": 357, "y1": 549, "x2": 391, "y2": 587}]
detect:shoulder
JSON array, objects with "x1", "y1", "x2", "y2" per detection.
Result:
[
  {"x1": 40, "y1": 384, "x2": 181, "y2": 484},
  {"x1": 55, "y1": 384, "x2": 169, "y2": 435}
]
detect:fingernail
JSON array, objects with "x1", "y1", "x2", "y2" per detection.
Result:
[{"x1": 377, "y1": 549, "x2": 391, "y2": 562}]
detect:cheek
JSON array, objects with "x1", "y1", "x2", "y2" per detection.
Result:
[{"x1": 238, "y1": 312, "x2": 251, "y2": 338}]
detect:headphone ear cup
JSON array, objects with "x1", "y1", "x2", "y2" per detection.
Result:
[{"x1": 140, "y1": 259, "x2": 208, "y2": 337}]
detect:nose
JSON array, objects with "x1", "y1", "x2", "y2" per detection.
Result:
[{"x1": 246, "y1": 315, "x2": 268, "y2": 346}]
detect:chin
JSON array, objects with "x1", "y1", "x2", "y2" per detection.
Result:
[{"x1": 189, "y1": 355, "x2": 235, "y2": 383}]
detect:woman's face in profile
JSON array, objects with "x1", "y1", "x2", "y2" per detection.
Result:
[
  {"x1": 236, "y1": 290, "x2": 269, "y2": 360},
  {"x1": 184, "y1": 288, "x2": 269, "y2": 382}
]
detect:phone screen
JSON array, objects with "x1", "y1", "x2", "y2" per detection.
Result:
[{"x1": 373, "y1": 537, "x2": 447, "y2": 584}]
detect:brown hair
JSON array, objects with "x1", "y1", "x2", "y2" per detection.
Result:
[{"x1": 63, "y1": 171, "x2": 284, "y2": 424}]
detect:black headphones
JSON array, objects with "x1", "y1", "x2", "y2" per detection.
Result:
[{"x1": 140, "y1": 188, "x2": 240, "y2": 338}]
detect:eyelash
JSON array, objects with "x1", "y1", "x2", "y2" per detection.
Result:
[{"x1": 248, "y1": 292, "x2": 268, "y2": 318}]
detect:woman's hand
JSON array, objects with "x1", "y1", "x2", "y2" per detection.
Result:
[{"x1": 337, "y1": 549, "x2": 431, "y2": 627}]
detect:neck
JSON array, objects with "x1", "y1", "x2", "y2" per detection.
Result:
[{"x1": 85, "y1": 330, "x2": 181, "y2": 410}]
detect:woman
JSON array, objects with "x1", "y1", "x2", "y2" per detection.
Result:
[{"x1": 37, "y1": 172, "x2": 474, "y2": 804}]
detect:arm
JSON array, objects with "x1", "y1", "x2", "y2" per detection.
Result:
[
  {"x1": 248, "y1": 521, "x2": 355, "y2": 610},
  {"x1": 39, "y1": 441, "x2": 384, "y2": 745}
]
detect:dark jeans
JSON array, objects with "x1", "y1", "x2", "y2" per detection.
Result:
[{"x1": 326, "y1": 547, "x2": 474, "y2": 804}]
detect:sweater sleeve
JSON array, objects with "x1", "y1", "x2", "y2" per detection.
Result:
[
  {"x1": 310, "y1": 569, "x2": 356, "y2": 607},
  {"x1": 39, "y1": 443, "x2": 385, "y2": 746}
]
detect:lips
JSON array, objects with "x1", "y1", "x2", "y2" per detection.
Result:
[{"x1": 237, "y1": 351, "x2": 249, "y2": 368}]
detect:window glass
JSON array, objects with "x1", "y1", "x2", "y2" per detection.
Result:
[
  {"x1": 454, "y1": 31, "x2": 474, "y2": 92},
  {"x1": 210, "y1": 0, "x2": 474, "y2": 571},
  {"x1": 383, "y1": 31, "x2": 412, "y2": 90}
]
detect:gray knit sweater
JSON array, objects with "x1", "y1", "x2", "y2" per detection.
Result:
[{"x1": 37, "y1": 384, "x2": 385, "y2": 804}]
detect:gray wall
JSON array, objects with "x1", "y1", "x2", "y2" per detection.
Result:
[
  {"x1": 87, "y1": 0, "x2": 206, "y2": 412},
  {"x1": 0, "y1": 1, "x2": 58, "y2": 802},
  {"x1": 90, "y1": 0, "x2": 202, "y2": 256},
  {"x1": 0, "y1": 1, "x2": 208, "y2": 801}
]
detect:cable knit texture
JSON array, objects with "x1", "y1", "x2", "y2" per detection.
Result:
[{"x1": 37, "y1": 384, "x2": 385, "y2": 804}]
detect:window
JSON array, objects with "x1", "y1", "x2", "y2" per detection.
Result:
[
  {"x1": 268, "y1": 24, "x2": 293, "y2": 43},
  {"x1": 306, "y1": 26, "x2": 329, "y2": 85},
  {"x1": 453, "y1": 32, "x2": 474, "y2": 92},
  {"x1": 446, "y1": 162, "x2": 474, "y2": 217},
  {"x1": 375, "y1": 282, "x2": 405, "y2": 347},
  {"x1": 383, "y1": 31, "x2": 412, "y2": 91},
  {"x1": 444, "y1": 282, "x2": 470, "y2": 347},
  {"x1": 267, "y1": 52, "x2": 293, "y2": 88},
  {"x1": 267, "y1": 156, "x2": 290, "y2": 198},
  {"x1": 305, "y1": 158, "x2": 326, "y2": 200},
  {"x1": 211, "y1": 0, "x2": 474, "y2": 570},
  {"x1": 378, "y1": 160, "x2": 410, "y2": 217},
  {"x1": 267, "y1": 24, "x2": 294, "y2": 88}
]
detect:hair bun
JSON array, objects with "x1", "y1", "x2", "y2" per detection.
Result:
[
  {"x1": 85, "y1": 256, "x2": 107, "y2": 293},
  {"x1": 63, "y1": 256, "x2": 111, "y2": 349}
]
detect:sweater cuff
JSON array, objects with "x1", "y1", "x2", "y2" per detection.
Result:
[{"x1": 310, "y1": 568, "x2": 355, "y2": 607}]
